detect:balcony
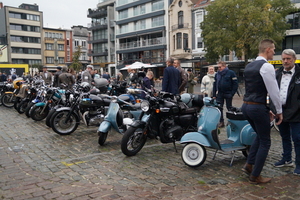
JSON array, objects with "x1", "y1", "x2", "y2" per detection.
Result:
[
  {"x1": 117, "y1": 57, "x2": 165, "y2": 66},
  {"x1": 171, "y1": 23, "x2": 189, "y2": 31},
  {"x1": 117, "y1": 37, "x2": 166, "y2": 51},
  {"x1": 88, "y1": 49, "x2": 108, "y2": 57},
  {"x1": 87, "y1": 22, "x2": 108, "y2": 30},
  {"x1": 88, "y1": 38, "x2": 108, "y2": 44},
  {"x1": 87, "y1": 8, "x2": 107, "y2": 18}
]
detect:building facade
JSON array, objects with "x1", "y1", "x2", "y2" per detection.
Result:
[
  {"x1": 115, "y1": 0, "x2": 168, "y2": 78},
  {"x1": 87, "y1": 0, "x2": 115, "y2": 76},
  {"x1": 0, "y1": 3, "x2": 43, "y2": 67},
  {"x1": 43, "y1": 27, "x2": 66, "y2": 69},
  {"x1": 169, "y1": 0, "x2": 197, "y2": 69}
]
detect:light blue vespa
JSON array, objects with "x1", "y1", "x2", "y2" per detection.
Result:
[
  {"x1": 180, "y1": 97, "x2": 256, "y2": 167},
  {"x1": 97, "y1": 89, "x2": 143, "y2": 146}
]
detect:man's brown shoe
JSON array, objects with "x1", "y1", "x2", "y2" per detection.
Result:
[
  {"x1": 242, "y1": 163, "x2": 252, "y2": 175},
  {"x1": 249, "y1": 175, "x2": 271, "y2": 184}
]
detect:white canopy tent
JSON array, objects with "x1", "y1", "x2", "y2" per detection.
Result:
[{"x1": 120, "y1": 62, "x2": 157, "y2": 70}]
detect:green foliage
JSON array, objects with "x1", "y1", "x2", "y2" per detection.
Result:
[
  {"x1": 69, "y1": 46, "x2": 83, "y2": 71},
  {"x1": 201, "y1": 0, "x2": 297, "y2": 63}
]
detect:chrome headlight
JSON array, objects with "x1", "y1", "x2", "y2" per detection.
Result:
[{"x1": 141, "y1": 100, "x2": 150, "y2": 112}]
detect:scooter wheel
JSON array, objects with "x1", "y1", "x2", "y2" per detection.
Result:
[
  {"x1": 98, "y1": 131, "x2": 108, "y2": 146},
  {"x1": 181, "y1": 143, "x2": 206, "y2": 168}
]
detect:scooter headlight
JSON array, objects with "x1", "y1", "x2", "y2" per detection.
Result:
[{"x1": 141, "y1": 100, "x2": 150, "y2": 112}]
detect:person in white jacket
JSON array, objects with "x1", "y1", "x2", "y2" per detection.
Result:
[{"x1": 200, "y1": 66, "x2": 216, "y2": 97}]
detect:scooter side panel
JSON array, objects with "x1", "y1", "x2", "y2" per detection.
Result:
[
  {"x1": 98, "y1": 120, "x2": 112, "y2": 133},
  {"x1": 240, "y1": 124, "x2": 256, "y2": 146},
  {"x1": 180, "y1": 132, "x2": 212, "y2": 147}
]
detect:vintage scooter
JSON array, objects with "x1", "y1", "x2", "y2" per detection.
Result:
[
  {"x1": 97, "y1": 88, "x2": 143, "y2": 146},
  {"x1": 180, "y1": 97, "x2": 256, "y2": 167}
]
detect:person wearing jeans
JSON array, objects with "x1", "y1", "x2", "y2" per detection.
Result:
[{"x1": 271, "y1": 49, "x2": 300, "y2": 176}]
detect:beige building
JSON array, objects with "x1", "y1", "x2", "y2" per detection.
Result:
[
  {"x1": 0, "y1": 3, "x2": 43, "y2": 66},
  {"x1": 43, "y1": 27, "x2": 66, "y2": 69},
  {"x1": 169, "y1": 0, "x2": 197, "y2": 65}
]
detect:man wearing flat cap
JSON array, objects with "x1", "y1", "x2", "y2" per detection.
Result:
[
  {"x1": 82, "y1": 65, "x2": 94, "y2": 85},
  {"x1": 40, "y1": 66, "x2": 53, "y2": 85},
  {"x1": 53, "y1": 66, "x2": 62, "y2": 87}
]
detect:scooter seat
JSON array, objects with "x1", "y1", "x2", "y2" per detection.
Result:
[{"x1": 226, "y1": 111, "x2": 247, "y2": 120}]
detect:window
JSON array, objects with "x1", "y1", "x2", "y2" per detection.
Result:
[
  {"x1": 58, "y1": 57, "x2": 64, "y2": 64},
  {"x1": 46, "y1": 57, "x2": 54, "y2": 64},
  {"x1": 197, "y1": 37, "x2": 203, "y2": 48},
  {"x1": 58, "y1": 44, "x2": 64, "y2": 51},
  {"x1": 12, "y1": 47, "x2": 41, "y2": 54},
  {"x1": 287, "y1": 12, "x2": 300, "y2": 29},
  {"x1": 74, "y1": 40, "x2": 79, "y2": 47},
  {"x1": 82, "y1": 41, "x2": 86, "y2": 47},
  {"x1": 119, "y1": 24, "x2": 128, "y2": 34},
  {"x1": 134, "y1": 20, "x2": 146, "y2": 30},
  {"x1": 11, "y1": 36, "x2": 40, "y2": 43},
  {"x1": 283, "y1": 36, "x2": 300, "y2": 54},
  {"x1": 10, "y1": 24, "x2": 22, "y2": 31},
  {"x1": 93, "y1": 30, "x2": 108, "y2": 40},
  {"x1": 9, "y1": 12, "x2": 21, "y2": 19},
  {"x1": 173, "y1": 35, "x2": 176, "y2": 50},
  {"x1": 119, "y1": 9, "x2": 128, "y2": 20},
  {"x1": 26, "y1": 14, "x2": 40, "y2": 21},
  {"x1": 183, "y1": 33, "x2": 188, "y2": 49},
  {"x1": 176, "y1": 33, "x2": 182, "y2": 49},
  {"x1": 46, "y1": 43, "x2": 53, "y2": 50},
  {"x1": 178, "y1": 11, "x2": 184, "y2": 27},
  {"x1": 152, "y1": 0, "x2": 164, "y2": 11},
  {"x1": 133, "y1": 4, "x2": 146, "y2": 16},
  {"x1": 67, "y1": 39, "x2": 70, "y2": 46},
  {"x1": 152, "y1": 16, "x2": 164, "y2": 27}
]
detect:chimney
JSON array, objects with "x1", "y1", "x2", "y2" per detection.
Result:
[{"x1": 0, "y1": 2, "x2": 3, "y2": 9}]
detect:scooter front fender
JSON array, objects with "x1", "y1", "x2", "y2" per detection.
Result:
[
  {"x1": 98, "y1": 120, "x2": 111, "y2": 133},
  {"x1": 35, "y1": 102, "x2": 46, "y2": 107},
  {"x1": 180, "y1": 132, "x2": 212, "y2": 147}
]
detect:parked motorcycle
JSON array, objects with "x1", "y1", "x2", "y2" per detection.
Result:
[
  {"x1": 121, "y1": 89, "x2": 203, "y2": 156},
  {"x1": 97, "y1": 88, "x2": 143, "y2": 146},
  {"x1": 0, "y1": 81, "x2": 14, "y2": 106},
  {"x1": 180, "y1": 97, "x2": 256, "y2": 167},
  {"x1": 1, "y1": 78, "x2": 24, "y2": 108},
  {"x1": 49, "y1": 83, "x2": 110, "y2": 135},
  {"x1": 16, "y1": 83, "x2": 38, "y2": 114},
  {"x1": 29, "y1": 87, "x2": 66, "y2": 121}
]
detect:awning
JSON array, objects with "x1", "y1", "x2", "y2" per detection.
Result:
[{"x1": 120, "y1": 61, "x2": 157, "y2": 70}]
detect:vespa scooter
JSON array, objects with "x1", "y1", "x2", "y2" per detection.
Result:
[
  {"x1": 97, "y1": 88, "x2": 143, "y2": 146},
  {"x1": 180, "y1": 97, "x2": 256, "y2": 167}
]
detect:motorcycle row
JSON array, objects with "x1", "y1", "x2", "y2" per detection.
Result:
[{"x1": 0, "y1": 77, "x2": 257, "y2": 168}]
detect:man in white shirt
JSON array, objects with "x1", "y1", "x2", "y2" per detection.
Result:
[{"x1": 272, "y1": 49, "x2": 300, "y2": 176}]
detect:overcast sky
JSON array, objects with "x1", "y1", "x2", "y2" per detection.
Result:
[{"x1": 2, "y1": 0, "x2": 100, "y2": 29}]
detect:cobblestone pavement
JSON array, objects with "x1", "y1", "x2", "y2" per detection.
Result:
[{"x1": 1, "y1": 92, "x2": 300, "y2": 200}]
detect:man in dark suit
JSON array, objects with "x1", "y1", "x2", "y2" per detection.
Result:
[{"x1": 162, "y1": 58, "x2": 181, "y2": 95}]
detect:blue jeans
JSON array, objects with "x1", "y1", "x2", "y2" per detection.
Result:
[
  {"x1": 216, "y1": 92, "x2": 233, "y2": 122},
  {"x1": 278, "y1": 121, "x2": 300, "y2": 167},
  {"x1": 242, "y1": 103, "x2": 271, "y2": 177}
]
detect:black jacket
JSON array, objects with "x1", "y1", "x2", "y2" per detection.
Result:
[{"x1": 272, "y1": 64, "x2": 300, "y2": 122}]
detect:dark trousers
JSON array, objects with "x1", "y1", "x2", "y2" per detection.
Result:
[
  {"x1": 278, "y1": 121, "x2": 300, "y2": 167},
  {"x1": 242, "y1": 103, "x2": 270, "y2": 177},
  {"x1": 216, "y1": 92, "x2": 233, "y2": 122}
]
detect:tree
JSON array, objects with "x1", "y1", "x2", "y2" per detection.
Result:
[
  {"x1": 201, "y1": 0, "x2": 297, "y2": 63},
  {"x1": 69, "y1": 46, "x2": 83, "y2": 71}
]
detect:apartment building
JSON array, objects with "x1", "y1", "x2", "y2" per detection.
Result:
[
  {"x1": 169, "y1": 0, "x2": 198, "y2": 69},
  {"x1": 115, "y1": 0, "x2": 168, "y2": 77},
  {"x1": 71, "y1": 25, "x2": 91, "y2": 68},
  {"x1": 87, "y1": 0, "x2": 115, "y2": 76},
  {"x1": 0, "y1": 3, "x2": 43, "y2": 66},
  {"x1": 43, "y1": 27, "x2": 66, "y2": 69}
]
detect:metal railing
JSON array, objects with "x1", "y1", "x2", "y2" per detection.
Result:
[{"x1": 117, "y1": 37, "x2": 166, "y2": 50}]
